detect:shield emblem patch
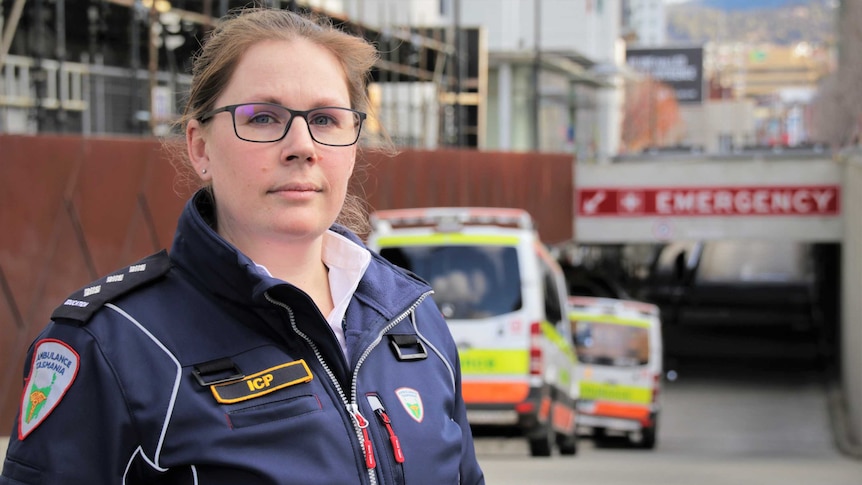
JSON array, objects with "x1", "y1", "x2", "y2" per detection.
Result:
[
  {"x1": 19, "y1": 339, "x2": 80, "y2": 440},
  {"x1": 395, "y1": 387, "x2": 424, "y2": 423}
]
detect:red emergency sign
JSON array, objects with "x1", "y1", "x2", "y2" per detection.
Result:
[{"x1": 577, "y1": 185, "x2": 841, "y2": 217}]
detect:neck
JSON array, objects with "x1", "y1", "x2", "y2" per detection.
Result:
[{"x1": 242, "y1": 235, "x2": 334, "y2": 316}]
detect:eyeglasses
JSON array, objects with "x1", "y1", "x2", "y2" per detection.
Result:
[{"x1": 198, "y1": 102, "x2": 366, "y2": 146}]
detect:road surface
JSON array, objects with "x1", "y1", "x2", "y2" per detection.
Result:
[{"x1": 475, "y1": 362, "x2": 862, "y2": 485}]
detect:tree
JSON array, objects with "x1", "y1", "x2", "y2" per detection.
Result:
[
  {"x1": 621, "y1": 76, "x2": 682, "y2": 153},
  {"x1": 811, "y1": 0, "x2": 862, "y2": 151}
]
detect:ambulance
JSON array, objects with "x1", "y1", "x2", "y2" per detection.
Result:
[
  {"x1": 367, "y1": 207, "x2": 579, "y2": 457},
  {"x1": 568, "y1": 296, "x2": 663, "y2": 449}
]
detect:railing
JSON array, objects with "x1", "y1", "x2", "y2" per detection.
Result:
[
  {"x1": 1, "y1": 55, "x2": 192, "y2": 135},
  {"x1": 1, "y1": 55, "x2": 87, "y2": 110}
]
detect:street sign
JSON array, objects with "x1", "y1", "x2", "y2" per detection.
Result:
[
  {"x1": 577, "y1": 185, "x2": 840, "y2": 217},
  {"x1": 574, "y1": 158, "x2": 843, "y2": 243}
]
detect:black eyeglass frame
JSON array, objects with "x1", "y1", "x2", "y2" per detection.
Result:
[{"x1": 197, "y1": 102, "x2": 367, "y2": 147}]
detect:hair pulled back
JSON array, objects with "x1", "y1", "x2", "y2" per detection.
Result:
[{"x1": 182, "y1": 8, "x2": 377, "y2": 125}]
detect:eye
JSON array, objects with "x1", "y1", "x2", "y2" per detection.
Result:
[
  {"x1": 235, "y1": 104, "x2": 286, "y2": 126},
  {"x1": 308, "y1": 112, "x2": 337, "y2": 127},
  {"x1": 247, "y1": 111, "x2": 281, "y2": 125}
]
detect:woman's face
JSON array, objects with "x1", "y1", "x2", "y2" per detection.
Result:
[{"x1": 186, "y1": 38, "x2": 356, "y2": 249}]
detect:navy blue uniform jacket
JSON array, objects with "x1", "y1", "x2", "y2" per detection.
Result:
[{"x1": 0, "y1": 190, "x2": 484, "y2": 485}]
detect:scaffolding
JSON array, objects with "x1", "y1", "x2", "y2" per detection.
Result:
[{"x1": 0, "y1": 0, "x2": 480, "y2": 148}]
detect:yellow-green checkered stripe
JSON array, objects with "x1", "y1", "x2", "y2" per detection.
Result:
[
  {"x1": 580, "y1": 381, "x2": 652, "y2": 404},
  {"x1": 458, "y1": 349, "x2": 529, "y2": 374},
  {"x1": 568, "y1": 313, "x2": 652, "y2": 328},
  {"x1": 541, "y1": 321, "x2": 577, "y2": 361}
]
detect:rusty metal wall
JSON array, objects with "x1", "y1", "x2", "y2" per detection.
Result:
[
  {"x1": 0, "y1": 134, "x2": 574, "y2": 432},
  {"x1": 360, "y1": 148, "x2": 574, "y2": 244},
  {"x1": 0, "y1": 134, "x2": 191, "y2": 433}
]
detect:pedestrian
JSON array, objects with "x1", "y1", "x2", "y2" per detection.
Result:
[{"x1": 0, "y1": 7, "x2": 484, "y2": 485}]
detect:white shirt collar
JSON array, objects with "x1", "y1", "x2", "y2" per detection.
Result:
[{"x1": 252, "y1": 230, "x2": 371, "y2": 357}]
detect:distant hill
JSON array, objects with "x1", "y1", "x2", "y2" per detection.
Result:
[{"x1": 667, "y1": 0, "x2": 836, "y2": 46}]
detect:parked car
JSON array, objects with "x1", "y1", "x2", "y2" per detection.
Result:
[
  {"x1": 562, "y1": 265, "x2": 633, "y2": 300},
  {"x1": 643, "y1": 240, "x2": 818, "y2": 327},
  {"x1": 367, "y1": 207, "x2": 579, "y2": 457},
  {"x1": 639, "y1": 240, "x2": 822, "y2": 361}
]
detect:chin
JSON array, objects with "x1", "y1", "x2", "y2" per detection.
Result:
[{"x1": 274, "y1": 221, "x2": 328, "y2": 240}]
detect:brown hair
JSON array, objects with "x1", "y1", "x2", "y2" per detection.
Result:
[{"x1": 175, "y1": 7, "x2": 383, "y2": 233}]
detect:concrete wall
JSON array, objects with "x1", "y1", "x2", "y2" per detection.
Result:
[
  {"x1": 678, "y1": 100, "x2": 757, "y2": 152},
  {"x1": 841, "y1": 154, "x2": 862, "y2": 446}
]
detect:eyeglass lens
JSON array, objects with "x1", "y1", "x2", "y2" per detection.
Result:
[{"x1": 233, "y1": 104, "x2": 361, "y2": 145}]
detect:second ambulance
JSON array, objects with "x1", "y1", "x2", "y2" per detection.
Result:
[{"x1": 568, "y1": 296, "x2": 663, "y2": 449}]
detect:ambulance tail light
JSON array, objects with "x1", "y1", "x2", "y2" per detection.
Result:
[
  {"x1": 651, "y1": 374, "x2": 661, "y2": 403},
  {"x1": 529, "y1": 322, "x2": 543, "y2": 376},
  {"x1": 515, "y1": 402, "x2": 535, "y2": 414}
]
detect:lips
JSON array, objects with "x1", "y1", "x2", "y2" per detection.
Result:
[{"x1": 268, "y1": 183, "x2": 321, "y2": 194}]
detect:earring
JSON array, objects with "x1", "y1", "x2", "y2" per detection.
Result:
[{"x1": 202, "y1": 168, "x2": 208, "y2": 174}]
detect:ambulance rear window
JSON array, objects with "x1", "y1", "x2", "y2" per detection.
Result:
[
  {"x1": 380, "y1": 245, "x2": 522, "y2": 319},
  {"x1": 573, "y1": 321, "x2": 650, "y2": 366}
]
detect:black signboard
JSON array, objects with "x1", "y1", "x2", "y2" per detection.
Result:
[{"x1": 626, "y1": 47, "x2": 704, "y2": 104}]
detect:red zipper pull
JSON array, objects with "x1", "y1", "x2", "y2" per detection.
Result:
[
  {"x1": 368, "y1": 395, "x2": 405, "y2": 463},
  {"x1": 352, "y1": 406, "x2": 376, "y2": 469},
  {"x1": 377, "y1": 408, "x2": 405, "y2": 463}
]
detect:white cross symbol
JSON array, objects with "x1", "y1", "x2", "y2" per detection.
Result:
[{"x1": 619, "y1": 191, "x2": 644, "y2": 213}]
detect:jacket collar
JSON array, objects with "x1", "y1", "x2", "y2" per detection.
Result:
[
  {"x1": 170, "y1": 189, "x2": 430, "y2": 319},
  {"x1": 170, "y1": 190, "x2": 275, "y2": 306}
]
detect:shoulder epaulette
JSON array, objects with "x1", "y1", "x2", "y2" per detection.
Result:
[{"x1": 51, "y1": 250, "x2": 172, "y2": 324}]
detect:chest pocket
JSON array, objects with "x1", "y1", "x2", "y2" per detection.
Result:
[{"x1": 225, "y1": 389, "x2": 321, "y2": 429}]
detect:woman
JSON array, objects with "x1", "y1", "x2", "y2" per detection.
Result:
[{"x1": 0, "y1": 8, "x2": 484, "y2": 485}]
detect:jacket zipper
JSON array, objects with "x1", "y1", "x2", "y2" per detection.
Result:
[
  {"x1": 352, "y1": 403, "x2": 377, "y2": 470},
  {"x1": 350, "y1": 291, "x2": 432, "y2": 403},
  {"x1": 266, "y1": 290, "x2": 431, "y2": 485},
  {"x1": 367, "y1": 394, "x2": 405, "y2": 464},
  {"x1": 265, "y1": 293, "x2": 377, "y2": 485},
  {"x1": 350, "y1": 292, "x2": 431, "y2": 485}
]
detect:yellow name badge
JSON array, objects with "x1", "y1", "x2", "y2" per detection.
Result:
[{"x1": 211, "y1": 360, "x2": 313, "y2": 404}]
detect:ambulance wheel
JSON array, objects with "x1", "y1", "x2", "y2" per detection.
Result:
[
  {"x1": 557, "y1": 431, "x2": 578, "y2": 456},
  {"x1": 528, "y1": 425, "x2": 554, "y2": 457},
  {"x1": 639, "y1": 425, "x2": 657, "y2": 449},
  {"x1": 592, "y1": 427, "x2": 607, "y2": 442}
]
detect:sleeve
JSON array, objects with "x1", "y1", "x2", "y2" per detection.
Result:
[{"x1": 0, "y1": 323, "x2": 137, "y2": 484}]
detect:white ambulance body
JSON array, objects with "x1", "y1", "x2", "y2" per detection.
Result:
[
  {"x1": 367, "y1": 207, "x2": 579, "y2": 457},
  {"x1": 568, "y1": 296, "x2": 663, "y2": 449}
]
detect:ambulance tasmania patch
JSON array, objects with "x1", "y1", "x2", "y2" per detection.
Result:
[
  {"x1": 395, "y1": 387, "x2": 424, "y2": 423},
  {"x1": 19, "y1": 339, "x2": 80, "y2": 440}
]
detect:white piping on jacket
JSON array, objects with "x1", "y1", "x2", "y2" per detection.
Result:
[
  {"x1": 409, "y1": 310, "x2": 457, "y2": 394},
  {"x1": 106, "y1": 303, "x2": 198, "y2": 485}
]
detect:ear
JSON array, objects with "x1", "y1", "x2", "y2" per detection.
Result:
[{"x1": 186, "y1": 119, "x2": 211, "y2": 180}]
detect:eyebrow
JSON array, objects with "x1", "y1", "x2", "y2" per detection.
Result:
[{"x1": 243, "y1": 96, "x2": 351, "y2": 109}]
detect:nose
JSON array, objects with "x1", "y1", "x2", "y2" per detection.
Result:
[{"x1": 281, "y1": 114, "x2": 317, "y2": 159}]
